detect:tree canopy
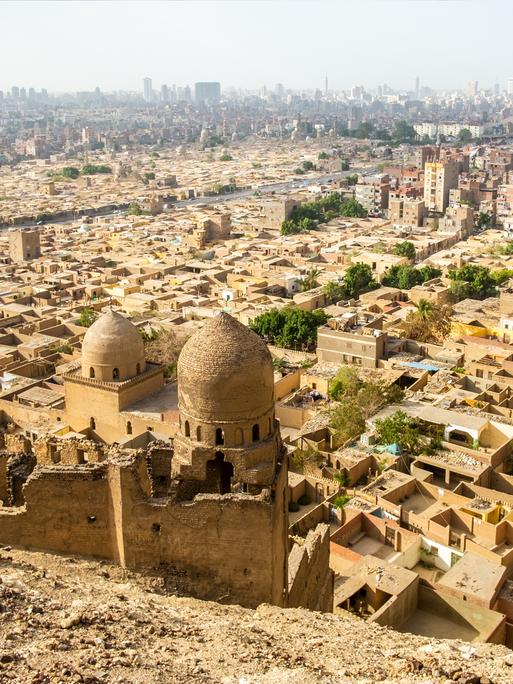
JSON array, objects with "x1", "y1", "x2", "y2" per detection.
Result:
[
  {"x1": 81, "y1": 164, "x2": 112, "y2": 175},
  {"x1": 402, "y1": 300, "x2": 452, "y2": 343},
  {"x1": 382, "y1": 264, "x2": 441, "y2": 290},
  {"x1": 448, "y1": 264, "x2": 498, "y2": 301},
  {"x1": 344, "y1": 263, "x2": 377, "y2": 298},
  {"x1": 77, "y1": 308, "x2": 98, "y2": 328},
  {"x1": 374, "y1": 410, "x2": 422, "y2": 453},
  {"x1": 61, "y1": 166, "x2": 80, "y2": 180},
  {"x1": 280, "y1": 192, "x2": 367, "y2": 236},
  {"x1": 394, "y1": 240, "x2": 416, "y2": 260},
  {"x1": 458, "y1": 128, "x2": 473, "y2": 143},
  {"x1": 249, "y1": 308, "x2": 329, "y2": 351}
]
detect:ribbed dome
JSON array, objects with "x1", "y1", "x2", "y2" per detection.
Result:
[
  {"x1": 177, "y1": 313, "x2": 274, "y2": 421},
  {"x1": 81, "y1": 309, "x2": 145, "y2": 381}
]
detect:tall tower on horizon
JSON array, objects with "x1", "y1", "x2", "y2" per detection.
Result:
[
  {"x1": 143, "y1": 77, "x2": 153, "y2": 103},
  {"x1": 415, "y1": 76, "x2": 420, "y2": 98},
  {"x1": 325, "y1": 75, "x2": 328, "y2": 95}
]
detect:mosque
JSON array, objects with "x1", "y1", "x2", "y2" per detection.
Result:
[{"x1": 0, "y1": 310, "x2": 333, "y2": 610}]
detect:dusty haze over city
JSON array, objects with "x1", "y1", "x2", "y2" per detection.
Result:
[{"x1": 3, "y1": 1, "x2": 513, "y2": 683}]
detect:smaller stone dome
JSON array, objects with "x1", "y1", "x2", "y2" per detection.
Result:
[{"x1": 81, "y1": 309, "x2": 146, "y2": 382}]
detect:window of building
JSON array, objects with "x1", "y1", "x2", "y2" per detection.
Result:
[
  {"x1": 252, "y1": 424, "x2": 260, "y2": 442},
  {"x1": 196, "y1": 426, "x2": 202, "y2": 441},
  {"x1": 90, "y1": 417, "x2": 96, "y2": 430},
  {"x1": 89, "y1": 367, "x2": 95, "y2": 379},
  {"x1": 112, "y1": 367, "x2": 120, "y2": 380},
  {"x1": 136, "y1": 363, "x2": 141, "y2": 374},
  {"x1": 184, "y1": 421, "x2": 190, "y2": 437},
  {"x1": 215, "y1": 428, "x2": 224, "y2": 446},
  {"x1": 126, "y1": 421, "x2": 132, "y2": 435}
]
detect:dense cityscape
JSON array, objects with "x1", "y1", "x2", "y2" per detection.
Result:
[{"x1": 4, "y1": 1, "x2": 513, "y2": 682}]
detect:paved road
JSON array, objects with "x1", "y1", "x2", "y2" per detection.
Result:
[{"x1": 14, "y1": 166, "x2": 373, "y2": 228}]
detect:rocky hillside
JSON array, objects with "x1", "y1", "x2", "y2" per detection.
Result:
[{"x1": 1, "y1": 546, "x2": 512, "y2": 684}]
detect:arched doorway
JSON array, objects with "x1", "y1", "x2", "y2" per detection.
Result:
[{"x1": 205, "y1": 451, "x2": 233, "y2": 494}]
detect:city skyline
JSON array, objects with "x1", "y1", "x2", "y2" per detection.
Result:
[{"x1": 1, "y1": 0, "x2": 513, "y2": 93}]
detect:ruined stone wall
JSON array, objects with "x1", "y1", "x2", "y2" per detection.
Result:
[
  {"x1": 0, "y1": 456, "x2": 292, "y2": 609},
  {"x1": 0, "y1": 465, "x2": 114, "y2": 559},
  {"x1": 288, "y1": 524, "x2": 333, "y2": 612}
]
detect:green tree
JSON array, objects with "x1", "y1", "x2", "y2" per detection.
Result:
[
  {"x1": 219, "y1": 153, "x2": 233, "y2": 161},
  {"x1": 374, "y1": 410, "x2": 421, "y2": 453},
  {"x1": 61, "y1": 166, "x2": 80, "y2": 180},
  {"x1": 340, "y1": 197, "x2": 368, "y2": 218},
  {"x1": 458, "y1": 128, "x2": 473, "y2": 143},
  {"x1": 300, "y1": 267, "x2": 321, "y2": 292},
  {"x1": 328, "y1": 366, "x2": 363, "y2": 401},
  {"x1": 340, "y1": 159, "x2": 350, "y2": 171},
  {"x1": 128, "y1": 202, "x2": 143, "y2": 216},
  {"x1": 81, "y1": 164, "x2": 112, "y2": 175},
  {"x1": 476, "y1": 211, "x2": 492, "y2": 230},
  {"x1": 491, "y1": 269, "x2": 513, "y2": 286},
  {"x1": 393, "y1": 120, "x2": 416, "y2": 141},
  {"x1": 415, "y1": 298, "x2": 435, "y2": 321},
  {"x1": 346, "y1": 174, "x2": 359, "y2": 186},
  {"x1": 249, "y1": 308, "x2": 329, "y2": 351},
  {"x1": 402, "y1": 301, "x2": 452, "y2": 343},
  {"x1": 77, "y1": 308, "x2": 98, "y2": 328},
  {"x1": 382, "y1": 265, "x2": 422, "y2": 289},
  {"x1": 344, "y1": 263, "x2": 377, "y2": 298},
  {"x1": 318, "y1": 151, "x2": 329, "y2": 160},
  {"x1": 355, "y1": 121, "x2": 375, "y2": 139},
  {"x1": 394, "y1": 241, "x2": 416, "y2": 260},
  {"x1": 323, "y1": 281, "x2": 347, "y2": 304},
  {"x1": 330, "y1": 399, "x2": 366, "y2": 446},
  {"x1": 302, "y1": 160, "x2": 315, "y2": 171},
  {"x1": 143, "y1": 172, "x2": 156, "y2": 183},
  {"x1": 448, "y1": 264, "x2": 497, "y2": 300}
]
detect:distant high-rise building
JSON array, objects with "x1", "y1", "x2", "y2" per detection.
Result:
[
  {"x1": 467, "y1": 80, "x2": 478, "y2": 96},
  {"x1": 508, "y1": 78, "x2": 513, "y2": 96},
  {"x1": 275, "y1": 83, "x2": 285, "y2": 97},
  {"x1": 20, "y1": 87, "x2": 26, "y2": 99},
  {"x1": 11, "y1": 86, "x2": 19, "y2": 99},
  {"x1": 194, "y1": 82, "x2": 221, "y2": 103},
  {"x1": 28, "y1": 87, "x2": 35, "y2": 99},
  {"x1": 415, "y1": 76, "x2": 420, "y2": 98},
  {"x1": 143, "y1": 77, "x2": 153, "y2": 103},
  {"x1": 161, "y1": 84, "x2": 169, "y2": 102},
  {"x1": 325, "y1": 75, "x2": 328, "y2": 95}
]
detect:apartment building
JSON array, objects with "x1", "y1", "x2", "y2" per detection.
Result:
[
  {"x1": 355, "y1": 174, "x2": 390, "y2": 213},
  {"x1": 389, "y1": 198, "x2": 425, "y2": 227},
  {"x1": 424, "y1": 161, "x2": 459, "y2": 213}
]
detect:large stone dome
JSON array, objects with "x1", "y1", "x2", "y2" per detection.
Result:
[
  {"x1": 177, "y1": 312, "x2": 274, "y2": 422},
  {"x1": 81, "y1": 309, "x2": 146, "y2": 381}
]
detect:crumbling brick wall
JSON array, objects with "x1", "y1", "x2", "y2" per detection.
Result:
[{"x1": 288, "y1": 524, "x2": 334, "y2": 612}]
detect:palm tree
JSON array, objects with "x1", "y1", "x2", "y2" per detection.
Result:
[
  {"x1": 415, "y1": 298, "x2": 434, "y2": 321},
  {"x1": 301, "y1": 267, "x2": 321, "y2": 292}
]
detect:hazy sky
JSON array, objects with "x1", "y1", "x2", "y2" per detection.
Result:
[{"x1": 1, "y1": 0, "x2": 512, "y2": 94}]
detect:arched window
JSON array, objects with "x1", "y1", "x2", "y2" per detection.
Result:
[
  {"x1": 252, "y1": 424, "x2": 260, "y2": 442},
  {"x1": 196, "y1": 426, "x2": 202, "y2": 441},
  {"x1": 112, "y1": 367, "x2": 120, "y2": 380},
  {"x1": 184, "y1": 420, "x2": 190, "y2": 437},
  {"x1": 336, "y1": 460, "x2": 340, "y2": 470},
  {"x1": 235, "y1": 427, "x2": 244, "y2": 446},
  {"x1": 136, "y1": 363, "x2": 141, "y2": 374},
  {"x1": 215, "y1": 428, "x2": 224, "y2": 446},
  {"x1": 126, "y1": 421, "x2": 132, "y2": 435},
  {"x1": 90, "y1": 417, "x2": 96, "y2": 430},
  {"x1": 89, "y1": 367, "x2": 95, "y2": 379}
]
